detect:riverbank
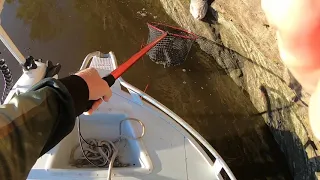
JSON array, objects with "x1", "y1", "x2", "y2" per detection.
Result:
[{"x1": 158, "y1": 0, "x2": 319, "y2": 179}]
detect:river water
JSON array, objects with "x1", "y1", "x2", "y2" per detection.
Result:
[{"x1": 0, "y1": 0, "x2": 291, "y2": 179}]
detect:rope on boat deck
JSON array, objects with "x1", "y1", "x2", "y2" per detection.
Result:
[
  {"x1": 0, "y1": 59, "x2": 13, "y2": 104},
  {"x1": 70, "y1": 117, "x2": 145, "y2": 180}
]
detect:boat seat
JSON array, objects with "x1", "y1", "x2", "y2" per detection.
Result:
[{"x1": 90, "y1": 53, "x2": 121, "y2": 91}]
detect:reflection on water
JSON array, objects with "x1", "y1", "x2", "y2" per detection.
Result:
[
  {"x1": 6, "y1": 0, "x2": 64, "y2": 41},
  {"x1": 0, "y1": 0, "x2": 291, "y2": 179}
]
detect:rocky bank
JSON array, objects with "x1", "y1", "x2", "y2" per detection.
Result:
[{"x1": 159, "y1": 0, "x2": 320, "y2": 179}]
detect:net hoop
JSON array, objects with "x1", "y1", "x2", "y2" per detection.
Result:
[
  {"x1": 146, "y1": 22, "x2": 197, "y2": 67},
  {"x1": 147, "y1": 22, "x2": 198, "y2": 40}
]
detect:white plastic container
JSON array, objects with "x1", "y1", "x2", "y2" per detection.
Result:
[{"x1": 44, "y1": 112, "x2": 153, "y2": 178}]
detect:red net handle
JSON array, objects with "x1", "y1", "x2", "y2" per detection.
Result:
[
  {"x1": 111, "y1": 32, "x2": 167, "y2": 79},
  {"x1": 85, "y1": 32, "x2": 167, "y2": 111}
]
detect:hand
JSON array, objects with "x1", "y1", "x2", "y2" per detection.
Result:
[
  {"x1": 261, "y1": 0, "x2": 320, "y2": 139},
  {"x1": 76, "y1": 68, "x2": 112, "y2": 114}
]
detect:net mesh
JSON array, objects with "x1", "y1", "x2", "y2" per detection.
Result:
[{"x1": 147, "y1": 23, "x2": 197, "y2": 67}]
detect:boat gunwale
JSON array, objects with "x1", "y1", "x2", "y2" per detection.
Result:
[{"x1": 81, "y1": 51, "x2": 236, "y2": 180}]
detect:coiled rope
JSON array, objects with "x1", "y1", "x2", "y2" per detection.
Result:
[
  {"x1": 71, "y1": 117, "x2": 145, "y2": 180},
  {"x1": 0, "y1": 59, "x2": 13, "y2": 104}
]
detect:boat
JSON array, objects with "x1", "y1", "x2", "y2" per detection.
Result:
[{"x1": 0, "y1": 25, "x2": 236, "y2": 179}]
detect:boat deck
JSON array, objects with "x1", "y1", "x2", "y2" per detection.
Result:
[{"x1": 27, "y1": 53, "x2": 233, "y2": 180}]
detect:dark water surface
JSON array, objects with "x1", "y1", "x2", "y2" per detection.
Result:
[{"x1": 0, "y1": 0, "x2": 291, "y2": 179}]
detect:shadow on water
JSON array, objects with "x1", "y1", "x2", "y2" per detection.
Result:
[
  {"x1": 174, "y1": 5, "x2": 294, "y2": 179},
  {"x1": 168, "y1": 44, "x2": 292, "y2": 179},
  {"x1": 5, "y1": 0, "x2": 64, "y2": 42},
  {"x1": 0, "y1": 0, "x2": 295, "y2": 179},
  {"x1": 259, "y1": 84, "x2": 320, "y2": 179}
]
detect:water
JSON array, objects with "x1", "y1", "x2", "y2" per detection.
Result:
[{"x1": 0, "y1": 0, "x2": 291, "y2": 179}]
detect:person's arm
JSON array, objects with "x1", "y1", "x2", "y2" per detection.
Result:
[{"x1": 0, "y1": 68, "x2": 111, "y2": 180}]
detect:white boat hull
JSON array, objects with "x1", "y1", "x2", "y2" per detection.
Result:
[{"x1": 8, "y1": 52, "x2": 236, "y2": 180}]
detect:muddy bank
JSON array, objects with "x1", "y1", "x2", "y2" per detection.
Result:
[{"x1": 159, "y1": 0, "x2": 319, "y2": 179}]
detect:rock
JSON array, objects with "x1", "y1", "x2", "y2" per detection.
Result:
[
  {"x1": 190, "y1": 0, "x2": 208, "y2": 20},
  {"x1": 137, "y1": 10, "x2": 147, "y2": 17},
  {"x1": 159, "y1": 0, "x2": 319, "y2": 179}
]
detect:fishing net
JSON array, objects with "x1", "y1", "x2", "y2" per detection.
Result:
[{"x1": 146, "y1": 22, "x2": 197, "y2": 67}]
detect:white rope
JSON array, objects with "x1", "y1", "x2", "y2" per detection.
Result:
[
  {"x1": 71, "y1": 117, "x2": 145, "y2": 180},
  {"x1": 190, "y1": 0, "x2": 208, "y2": 20}
]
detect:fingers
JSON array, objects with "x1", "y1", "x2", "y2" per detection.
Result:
[
  {"x1": 76, "y1": 67, "x2": 113, "y2": 115},
  {"x1": 262, "y1": 0, "x2": 320, "y2": 93},
  {"x1": 101, "y1": 79, "x2": 112, "y2": 102},
  {"x1": 261, "y1": 0, "x2": 306, "y2": 31},
  {"x1": 276, "y1": 32, "x2": 320, "y2": 93},
  {"x1": 309, "y1": 80, "x2": 320, "y2": 140},
  {"x1": 85, "y1": 98, "x2": 103, "y2": 115},
  {"x1": 261, "y1": 0, "x2": 290, "y2": 28},
  {"x1": 262, "y1": 0, "x2": 320, "y2": 140},
  {"x1": 76, "y1": 68, "x2": 113, "y2": 100},
  {"x1": 102, "y1": 91, "x2": 112, "y2": 102}
]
